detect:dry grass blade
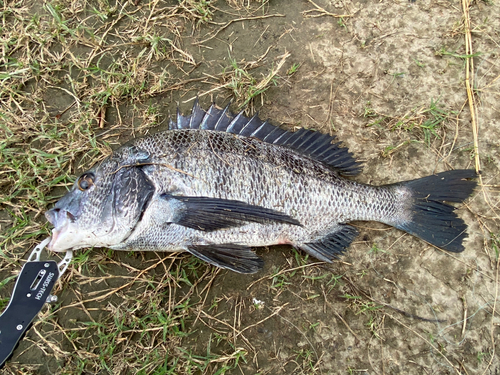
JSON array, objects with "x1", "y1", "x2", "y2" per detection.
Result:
[
  {"x1": 302, "y1": 0, "x2": 353, "y2": 18},
  {"x1": 221, "y1": 51, "x2": 291, "y2": 110},
  {"x1": 461, "y1": 3, "x2": 498, "y2": 372},
  {"x1": 195, "y1": 13, "x2": 285, "y2": 45},
  {"x1": 461, "y1": 0, "x2": 480, "y2": 175}
]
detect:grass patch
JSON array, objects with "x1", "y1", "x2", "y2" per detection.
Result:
[
  {"x1": 222, "y1": 51, "x2": 290, "y2": 110},
  {"x1": 365, "y1": 98, "x2": 457, "y2": 152}
]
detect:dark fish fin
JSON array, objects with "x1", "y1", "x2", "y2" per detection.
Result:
[
  {"x1": 162, "y1": 195, "x2": 301, "y2": 231},
  {"x1": 176, "y1": 107, "x2": 190, "y2": 129},
  {"x1": 235, "y1": 113, "x2": 262, "y2": 137},
  {"x1": 187, "y1": 244, "x2": 264, "y2": 273},
  {"x1": 173, "y1": 104, "x2": 362, "y2": 176},
  {"x1": 171, "y1": 98, "x2": 205, "y2": 129},
  {"x1": 200, "y1": 104, "x2": 223, "y2": 130},
  {"x1": 226, "y1": 110, "x2": 249, "y2": 134},
  {"x1": 189, "y1": 98, "x2": 205, "y2": 129},
  {"x1": 393, "y1": 170, "x2": 477, "y2": 252},
  {"x1": 298, "y1": 225, "x2": 359, "y2": 262},
  {"x1": 214, "y1": 103, "x2": 234, "y2": 131}
]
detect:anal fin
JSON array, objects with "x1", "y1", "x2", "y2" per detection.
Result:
[
  {"x1": 188, "y1": 244, "x2": 264, "y2": 274},
  {"x1": 298, "y1": 225, "x2": 359, "y2": 262}
]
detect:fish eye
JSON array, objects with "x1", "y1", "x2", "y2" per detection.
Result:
[{"x1": 77, "y1": 173, "x2": 95, "y2": 191}]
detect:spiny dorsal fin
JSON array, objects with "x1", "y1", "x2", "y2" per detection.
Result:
[{"x1": 170, "y1": 101, "x2": 362, "y2": 176}]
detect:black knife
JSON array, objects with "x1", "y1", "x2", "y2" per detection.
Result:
[{"x1": 0, "y1": 260, "x2": 59, "y2": 368}]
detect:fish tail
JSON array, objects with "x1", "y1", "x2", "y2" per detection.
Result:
[{"x1": 392, "y1": 169, "x2": 477, "y2": 252}]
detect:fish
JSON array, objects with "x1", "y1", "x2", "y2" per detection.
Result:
[{"x1": 45, "y1": 100, "x2": 477, "y2": 273}]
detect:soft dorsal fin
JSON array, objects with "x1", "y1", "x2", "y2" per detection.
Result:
[{"x1": 169, "y1": 99, "x2": 362, "y2": 176}]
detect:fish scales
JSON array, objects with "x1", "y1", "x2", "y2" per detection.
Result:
[
  {"x1": 45, "y1": 102, "x2": 477, "y2": 273},
  {"x1": 127, "y1": 130, "x2": 400, "y2": 243}
]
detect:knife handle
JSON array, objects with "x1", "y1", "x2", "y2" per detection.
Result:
[{"x1": 0, "y1": 261, "x2": 59, "y2": 368}]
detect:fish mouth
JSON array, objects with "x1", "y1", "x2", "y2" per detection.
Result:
[{"x1": 45, "y1": 208, "x2": 77, "y2": 252}]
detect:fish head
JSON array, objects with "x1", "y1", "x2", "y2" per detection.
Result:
[{"x1": 46, "y1": 152, "x2": 155, "y2": 252}]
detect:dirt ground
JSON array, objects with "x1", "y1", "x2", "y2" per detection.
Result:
[{"x1": 1, "y1": 0, "x2": 499, "y2": 374}]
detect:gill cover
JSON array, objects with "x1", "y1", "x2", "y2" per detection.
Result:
[{"x1": 111, "y1": 166, "x2": 155, "y2": 239}]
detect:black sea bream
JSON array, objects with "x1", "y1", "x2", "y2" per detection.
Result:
[{"x1": 45, "y1": 101, "x2": 477, "y2": 273}]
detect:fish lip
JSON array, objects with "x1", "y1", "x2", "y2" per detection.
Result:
[
  {"x1": 47, "y1": 223, "x2": 71, "y2": 252},
  {"x1": 48, "y1": 227, "x2": 67, "y2": 252},
  {"x1": 45, "y1": 208, "x2": 75, "y2": 252},
  {"x1": 46, "y1": 208, "x2": 75, "y2": 226}
]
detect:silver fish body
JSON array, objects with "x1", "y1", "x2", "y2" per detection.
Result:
[{"x1": 46, "y1": 102, "x2": 476, "y2": 273}]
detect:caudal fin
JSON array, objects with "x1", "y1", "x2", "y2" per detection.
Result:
[{"x1": 394, "y1": 170, "x2": 477, "y2": 252}]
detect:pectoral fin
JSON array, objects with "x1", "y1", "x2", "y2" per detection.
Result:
[
  {"x1": 161, "y1": 195, "x2": 301, "y2": 231},
  {"x1": 188, "y1": 244, "x2": 264, "y2": 273}
]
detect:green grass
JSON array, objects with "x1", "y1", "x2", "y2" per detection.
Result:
[
  {"x1": 368, "y1": 243, "x2": 389, "y2": 255},
  {"x1": 287, "y1": 62, "x2": 301, "y2": 76},
  {"x1": 436, "y1": 47, "x2": 482, "y2": 60},
  {"x1": 419, "y1": 98, "x2": 455, "y2": 145},
  {"x1": 363, "y1": 98, "x2": 457, "y2": 153},
  {"x1": 270, "y1": 266, "x2": 292, "y2": 289},
  {"x1": 224, "y1": 54, "x2": 288, "y2": 110},
  {"x1": 180, "y1": 0, "x2": 215, "y2": 27},
  {"x1": 491, "y1": 233, "x2": 500, "y2": 261},
  {"x1": 0, "y1": 118, "x2": 102, "y2": 250}
]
